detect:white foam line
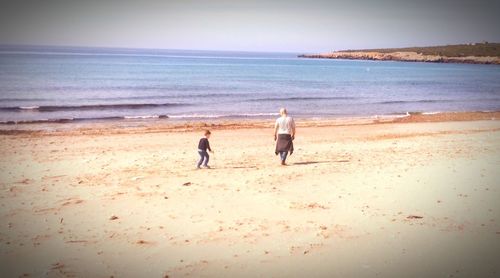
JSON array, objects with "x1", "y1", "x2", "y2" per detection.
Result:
[{"x1": 123, "y1": 115, "x2": 161, "y2": 119}]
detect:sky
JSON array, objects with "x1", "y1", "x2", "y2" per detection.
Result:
[{"x1": 0, "y1": 0, "x2": 499, "y2": 53}]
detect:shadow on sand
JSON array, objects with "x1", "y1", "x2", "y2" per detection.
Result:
[
  {"x1": 292, "y1": 159, "x2": 349, "y2": 165},
  {"x1": 219, "y1": 165, "x2": 258, "y2": 169}
]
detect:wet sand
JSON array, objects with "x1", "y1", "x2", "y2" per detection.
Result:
[{"x1": 1, "y1": 112, "x2": 500, "y2": 277}]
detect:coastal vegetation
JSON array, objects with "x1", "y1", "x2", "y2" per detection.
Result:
[{"x1": 341, "y1": 42, "x2": 500, "y2": 57}]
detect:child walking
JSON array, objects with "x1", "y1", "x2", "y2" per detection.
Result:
[{"x1": 197, "y1": 130, "x2": 213, "y2": 169}]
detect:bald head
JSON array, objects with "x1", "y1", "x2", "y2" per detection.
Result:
[{"x1": 280, "y1": 108, "x2": 287, "y2": 116}]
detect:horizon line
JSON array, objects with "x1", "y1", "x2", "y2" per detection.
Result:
[
  {"x1": 1, "y1": 41, "x2": 497, "y2": 55},
  {"x1": 0, "y1": 43, "x2": 304, "y2": 55}
]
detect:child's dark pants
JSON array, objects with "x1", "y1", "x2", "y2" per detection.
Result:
[{"x1": 197, "y1": 150, "x2": 209, "y2": 167}]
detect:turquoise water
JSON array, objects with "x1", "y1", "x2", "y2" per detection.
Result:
[{"x1": 1, "y1": 46, "x2": 500, "y2": 123}]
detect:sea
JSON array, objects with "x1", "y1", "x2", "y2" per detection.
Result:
[{"x1": 1, "y1": 46, "x2": 500, "y2": 124}]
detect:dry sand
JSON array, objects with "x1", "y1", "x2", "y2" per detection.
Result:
[{"x1": 1, "y1": 114, "x2": 500, "y2": 277}]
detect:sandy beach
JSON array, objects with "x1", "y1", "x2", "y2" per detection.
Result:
[{"x1": 1, "y1": 112, "x2": 500, "y2": 277}]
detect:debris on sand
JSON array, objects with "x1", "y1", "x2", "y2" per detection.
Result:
[
  {"x1": 61, "y1": 199, "x2": 84, "y2": 206},
  {"x1": 18, "y1": 178, "x2": 32, "y2": 184},
  {"x1": 289, "y1": 202, "x2": 329, "y2": 210},
  {"x1": 51, "y1": 262, "x2": 64, "y2": 270},
  {"x1": 407, "y1": 215, "x2": 423, "y2": 219},
  {"x1": 66, "y1": 240, "x2": 88, "y2": 243},
  {"x1": 109, "y1": 215, "x2": 119, "y2": 220},
  {"x1": 183, "y1": 182, "x2": 192, "y2": 186},
  {"x1": 307, "y1": 203, "x2": 328, "y2": 209}
]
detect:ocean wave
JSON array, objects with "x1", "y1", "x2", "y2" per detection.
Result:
[
  {"x1": 2, "y1": 110, "x2": 499, "y2": 125},
  {"x1": 0, "y1": 98, "x2": 50, "y2": 102},
  {"x1": 0, "y1": 112, "x2": 280, "y2": 124},
  {"x1": 19, "y1": 106, "x2": 40, "y2": 110},
  {"x1": 92, "y1": 93, "x2": 241, "y2": 100},
  {"x1": 385, "y1": 110, "x2": 497, "y2": 117},
  {"x1": 168, "y1": 112, "x2": 280, "y2": 119},
  {"x1": 376, "y1": 100, "x2": 448, "y2": 105},
  {"x1": 0, "y1": 118, "x2": 79, "y2": 124},
  {"x1": 0, "y1": 115, "x2": 159, "y2": 124},
  {"x1": 378, "y1": 98, "x2": 500, "y2": 105},
  {"x1": 0, "y1": 85, "x2": 235, "y2": 92},
  {"x1": 123, "y1": 115, "x2": 168, "y2": 119},
  {"x1": 372, "y1": 112, "x2": 411, "y2": 118},
  {"x1": 0, "y1": 93, "x2": 244, "y2": 103},
  {"x1": 0, "y1": 103, "x2": 187, "y2": 112},
  {"x1": 247, "y1": 96, "x2": 356, "y2": 102}
]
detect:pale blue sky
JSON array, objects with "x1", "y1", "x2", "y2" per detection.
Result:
[{"x1": 0, "y1": 0, "x2": 499, "y2": 52}]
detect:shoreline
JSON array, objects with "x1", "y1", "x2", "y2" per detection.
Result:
[{"x1": 1, "y1": 111, "x2": 499, "y2": 135}]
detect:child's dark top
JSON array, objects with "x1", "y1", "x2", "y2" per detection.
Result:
[{"x1": 198, "y1": 138, "x2": 212, "y2": 152}]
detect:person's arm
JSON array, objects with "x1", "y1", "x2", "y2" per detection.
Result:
[
  {"x1": 274, "y1": 120, "x2": 279, "y2": 141},
  {"x1": 207, "y1": 139, "x2": 213, "y2": 152},
  {"x1": 291, "y1": 118, "x2": 296, "y2": 140}
]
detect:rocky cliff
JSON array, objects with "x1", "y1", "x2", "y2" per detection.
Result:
[{"x1": 299, "y1": 43, "x2": 500, "y2": 65}]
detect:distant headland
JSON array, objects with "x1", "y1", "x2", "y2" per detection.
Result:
[{"x1": 299, "y1": 42, "x2": 500, "y2": 65}]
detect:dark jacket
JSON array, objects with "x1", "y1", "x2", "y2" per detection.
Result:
[
  {"x1": 275, "y1": 134, "x2": 294, "y2": 155},
  {"x1": 198, "y1": 137, "x2": 212, "y2": 152}
]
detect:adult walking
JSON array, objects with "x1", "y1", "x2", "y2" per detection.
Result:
[{"x1": 274, "y1": 108, "x2": 296, "y2": 165}]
